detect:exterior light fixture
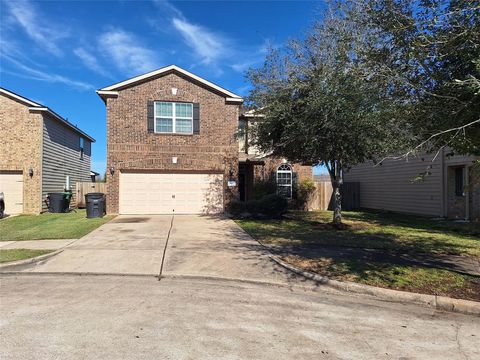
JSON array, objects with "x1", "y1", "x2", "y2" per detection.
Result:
[
  {"x1": 28, "y1": 167, "x2": 34, "y2": 177},
  {"x1": 229, "y1": 164, "x2": 234, "y2": 178},
  {"x1": 109, "y1": 167, "x2": 115, "y2": 176}
]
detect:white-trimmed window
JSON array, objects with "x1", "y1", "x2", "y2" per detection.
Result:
[
  {"x1": 276, "y1": 164, "x2": 292, "y2": 198},
  {"x1": 155, "y1": 102, "x2": 193, "y2": 134}
]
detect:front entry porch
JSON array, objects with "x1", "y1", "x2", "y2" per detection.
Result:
[{"x1": 238, "y1": 161, "x2": 258, "y2": 202}]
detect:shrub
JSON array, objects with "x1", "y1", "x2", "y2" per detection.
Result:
[
  {"x1": 246, "y1": 199, "x2": 262, "y2": 214},
  {"x1": 246, "y1": 194, "x2": 288, "y2": 218},
  {"x1": 259, "y1": 194, "x2": 288, "y2": 217},
  {"x1": 227, "y1": 200, "x2": 246, "y2": 217},
  {"x1": 252, "y1": 178, "x2": 277, "y2": 200},
  {"x1": 294, "y1": 179, "x2": 317, "y2": 210}
]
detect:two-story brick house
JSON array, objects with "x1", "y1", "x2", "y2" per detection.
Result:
[
  {"x1": 0, "y1": 87, "x2": 94, "y2": 214},
  {"x1": 97, "y1": 65, "x2": 312, "y2": 215}
]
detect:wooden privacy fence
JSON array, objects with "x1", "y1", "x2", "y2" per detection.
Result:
[
  {"x1": 76, "y1": 182, "x2": 106, "y2": 208},
  {"x1": 309, "y1": 181, "x2": 360, "y2": 211}
]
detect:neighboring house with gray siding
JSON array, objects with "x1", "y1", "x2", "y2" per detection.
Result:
[
  {"x1": 0, "y1": 87, "x2": 94, "y2": 215},
  {"x1": 345, "y1": 150, "x2": 480, "y2": 222}
]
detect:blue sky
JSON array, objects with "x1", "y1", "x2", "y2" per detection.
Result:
[{"x1": 0, "y1": 0, "x2": 325, "y2": 175}]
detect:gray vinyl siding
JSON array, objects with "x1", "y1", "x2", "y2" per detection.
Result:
[
  {"x1": 345, "y1": 154, "x2": 443, "y2": 217},
  {"x1": 41, "y1": 115, "x2": 91, "y2": 211}
]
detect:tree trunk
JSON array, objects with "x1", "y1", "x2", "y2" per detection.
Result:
[
  {"x1": 332, "y1": 179, "x2": 342, "y2": 226},
  {"x1": 327, "y1": 160, "x2": 343, "y2": 226}
]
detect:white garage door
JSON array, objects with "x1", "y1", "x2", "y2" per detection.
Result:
[
  {"x1": 0, "y1": 173, "x2": 23, "y2": 214},
  {"x1": 119, "y1": 173, "x2": 224, "y2": 215}
]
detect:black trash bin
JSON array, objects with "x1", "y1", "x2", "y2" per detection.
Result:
[
  {"x1": 48, "y1": 192, "x2": 66, "y2": 213},
  {"x1": 85, "y1": 192, "x2": 105, "y2": 218},
  {"x1": 0, "y1": 192, "x2": 5, "y2": 219}
]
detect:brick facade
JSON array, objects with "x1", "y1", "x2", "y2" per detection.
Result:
[
  {"x1": 253, "y1": 156, "x2": 313, "y2": 183},
  {"x1": 105, "y1": 72, "x2": 240, "y2": 214},
  {"x1": 0, "y1": 95, "x2": 43, "y2": 214}
]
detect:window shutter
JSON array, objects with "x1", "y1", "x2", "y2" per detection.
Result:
[
  {"x1": 193, "y1": 103, "x2": 200, "y2": 134},
  {"x1": 147, "y1": 101, "x2": 154, "y2": 133}
]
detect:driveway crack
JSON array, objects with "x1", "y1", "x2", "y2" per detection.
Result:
[{"x1": 158, "y1": 215, "x2": 174, "y2": 280}]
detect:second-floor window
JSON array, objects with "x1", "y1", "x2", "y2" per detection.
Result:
[
  {"x1": 79, "y1": 137, "x2": 84, "y2": 160},
  {"x1": 155, "y1": 101, "x2": 193, "y2": 134}
]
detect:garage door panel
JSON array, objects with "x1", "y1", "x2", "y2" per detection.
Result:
[
  {"x1": 0, "y1": 173, "x2": 23, "y2": 214},
  {"x1": 119, "y1": 173, "x2": 223, "y2": 215}
]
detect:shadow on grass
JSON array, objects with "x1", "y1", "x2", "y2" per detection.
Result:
[{"x1": 238, "y1": 210, "x2": 480, "y2": 257}]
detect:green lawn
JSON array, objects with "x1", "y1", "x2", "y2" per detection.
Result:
[
  {"x1": 237, "y1": 210, "x2": 480, "y2": 300},
  {"x1": 237, "y1": 210, "x2": 480, "y2": 257},
  {"x1": 283, "y1": 255, "x2": 480, "y2": 301},
  {"x1": 0, "y1": 249, "x2": 54, "y2": 263},
  {"x1": 0, "y1": 210, "x2": 115, "y2": 241}
]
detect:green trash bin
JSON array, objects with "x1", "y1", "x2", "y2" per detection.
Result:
[{"x1": 63, "y1": 191, "x2": 73, "y2": 212}]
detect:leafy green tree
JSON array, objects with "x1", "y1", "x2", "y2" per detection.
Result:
[
  {"x1": 247, "y1": 4, "x2": 407, "y2": 225},
  {"x1": 349, "y1": 0, "x2": 480, "y2": 157},
  {"x1": 247, "y1": 1, "x2": 479, "y2": 224}
]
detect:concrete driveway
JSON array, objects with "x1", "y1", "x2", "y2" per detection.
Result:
[{"x1": 12, "y1": 215, "x2": 287, "y2": 283}]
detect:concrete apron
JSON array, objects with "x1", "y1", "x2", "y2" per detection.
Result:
[
  {"x1": 9, "y1": 215, "x2": 289, "y2": 284},
  {"x1": 161, "y1": 215, "x2": 288, "y2": 284}
]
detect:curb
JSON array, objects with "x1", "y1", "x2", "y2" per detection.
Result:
[
  {"x1": 270, "y1": 255, "x2": 480, "y2": 316},
  {"x1": 0, "y1": 249, "x2": 63, "y2": 271},
  {"x1": 0, "y1": 272, "x2": 291, "y2": 288},
  {"x1": 0, "y1": 271, "x2": 157, "y2": 278}
]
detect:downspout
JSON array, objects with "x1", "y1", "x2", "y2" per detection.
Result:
[
  {"x1": 39, "y1": 114, "x2": 44, "y2": 213},
  {"x1": 465, "y1": 165, "x2": 470, "y2": 221}
]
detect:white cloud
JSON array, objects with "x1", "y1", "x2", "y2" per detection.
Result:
[
  {"x1": 172, "y1": 17, "x2": 228, "y2": 65},
  {"x1": 1, "y1": 54, "x2": 94, "y2": 91},
  {"x1": 74, "y1": 48, "x2": 110, "y2": 77},
  {"x1": 4, "y1": 0, "x2": 68, "y2": 56},
  {"x1": 98, "y1": 29, "x2": 159, "y2": 76},
  {"x1": 154, "y1": 1, "x2": 266, "y2": 75}
]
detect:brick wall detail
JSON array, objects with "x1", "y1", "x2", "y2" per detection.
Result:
[{"x1": 106, "y1": 72, "x2": 240, "y2": 214}]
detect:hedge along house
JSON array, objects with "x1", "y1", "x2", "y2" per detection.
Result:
[
  {"x1": 0, "y1": 87, "x2": 95, "y2": 215},
  {"x1": 97, "y1": 65, "x2": 312, "y2": 215}
]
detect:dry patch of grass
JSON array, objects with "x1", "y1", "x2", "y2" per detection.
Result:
[{"x1": 284, "y1": 255, "x2": 480, "y2": 302}]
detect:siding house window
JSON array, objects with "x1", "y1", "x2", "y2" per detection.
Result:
[
  {"x1": 455, "y1": 167, "x2": 464, "y2": 197},
  {"x1": 155, "y1": 102, "x2": 193, "y2": 134},
  {"x1": 277, "y1": 164, "x2": 293, "y2": 198},
  {"x1": 79, "y1": 137, "x2": 84, "y2": 160}
]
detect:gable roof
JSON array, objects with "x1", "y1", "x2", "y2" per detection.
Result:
[
  {"x1": 96, "y1": 65, "x2": 243, "y2": 103},
  {"x1": 0, "y1": 87, "x2": 95, "y2": 142}
]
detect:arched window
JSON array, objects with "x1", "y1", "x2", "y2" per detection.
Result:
[{"x1": 276, "y1": 164, "x2": 292, "y2": 198}]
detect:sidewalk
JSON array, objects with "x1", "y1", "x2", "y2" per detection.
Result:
[
  {"x1": 267, "y1": 244, "x2": 480, "y2": 277},
  {"x1": 0, "y1": 239, "x2": 77, "y2": 250}
]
